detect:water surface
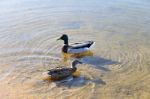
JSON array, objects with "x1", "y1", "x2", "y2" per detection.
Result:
[{"x1": 0, "y1": 0, "x2": 150, "y2": 99}]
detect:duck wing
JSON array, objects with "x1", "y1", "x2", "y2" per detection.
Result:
[
  {"x1": 71, "y1": 41, "x2": 95, "y2": 48},
  {"x1": 68, "y1": 41, "x2": 95, "y2": 53},
  {"x1": 48, "y1": 68, "x2": 74, "y2": 78}
]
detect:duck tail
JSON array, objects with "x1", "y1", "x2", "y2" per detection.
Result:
[{"x1": 88, "y1": 41, "x2": 95, "y2": 48}]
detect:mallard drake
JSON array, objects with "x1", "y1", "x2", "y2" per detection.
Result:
[
  {"x1": 57, "y1": 34, "x2": 95, "y2": 54},
  {"x1": 44, "y1": 60, "x2": 82, "y2": 80}
]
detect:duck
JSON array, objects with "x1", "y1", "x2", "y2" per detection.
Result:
[
  {"x1": 43, "y1": 60, "x2": 82, "y2": 81},
  {"x1": 57, "y1": 34, "x2": 95, "y2": 54}
]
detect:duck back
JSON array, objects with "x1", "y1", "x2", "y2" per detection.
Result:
[{"x1": 48, "y1": 67, "x2": 76, "y2": 80}]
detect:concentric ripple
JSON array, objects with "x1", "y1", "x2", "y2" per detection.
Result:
[{"x1": 0, "y1": 0, "x2": 150, "y2": 99}]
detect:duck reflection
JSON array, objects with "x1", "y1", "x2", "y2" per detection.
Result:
[{"x1": 62, "y1": 50, "x2": 94, "y2": 65}]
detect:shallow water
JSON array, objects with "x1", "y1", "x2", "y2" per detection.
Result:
[{"x1": 0, "y1": 0, "x2": 150, "y2": 99}]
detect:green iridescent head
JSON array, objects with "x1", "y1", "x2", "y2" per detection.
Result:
[{"x1": 57, "y1": 34, "x2": 69, "y2": 45}]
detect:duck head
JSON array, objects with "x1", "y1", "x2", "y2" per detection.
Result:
[{"x1": 57, "y1": 34, "x2": 69, "y2": 45}]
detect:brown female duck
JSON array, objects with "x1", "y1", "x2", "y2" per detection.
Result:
[{"x1": 44, "y1": 60, "x2": 82, "y2": 80}]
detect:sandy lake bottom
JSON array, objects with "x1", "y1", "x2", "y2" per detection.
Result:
[{"x1": 0, "y1": 0, "x2": 150, "y2": 99}]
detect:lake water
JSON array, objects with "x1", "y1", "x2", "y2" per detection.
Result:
[{"x1": 0, "y1": 0, "x2": 150, "y2": 99}]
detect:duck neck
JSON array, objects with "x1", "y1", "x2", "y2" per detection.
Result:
[
  {"x1": 63, "y1": 38, "x2": 69, "y2": 45},
  {"x1": 72, "y1": 62, "x2": 77, "y2": 71}
]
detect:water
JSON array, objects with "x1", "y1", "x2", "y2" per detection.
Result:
[{"x1": 0, "y1": 0, "x2": 150, "y2": 98}]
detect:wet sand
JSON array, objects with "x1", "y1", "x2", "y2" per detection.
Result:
[{"x1": 0, "y1": 0, "x2": 150, "y2": 99}]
